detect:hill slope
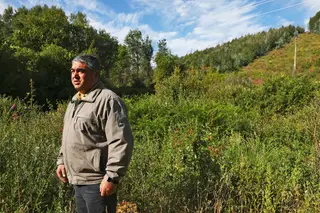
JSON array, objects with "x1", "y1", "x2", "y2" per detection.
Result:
[{"x1": 242, "y1": 33, "x2": 320, "y2": 78}]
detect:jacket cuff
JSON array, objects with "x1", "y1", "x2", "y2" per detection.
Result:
[
  {"x1": 105, "y1": 171, "x2": 120, "y2": 182},
  {"x1": 56, "y1": 159, "x2": 64, "y2": 165}
]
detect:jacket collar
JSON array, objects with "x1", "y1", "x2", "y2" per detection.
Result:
[{"x1": 71, "y1": 81, "x2": 105, "y2": 103}]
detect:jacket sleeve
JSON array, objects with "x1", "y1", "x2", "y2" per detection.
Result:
[
  {"x1": 56, "y1": 103, "x2": 71, "y2": 166},
  {"x1": 104, "y1": 97, "x2": 134, "y2": 181},
  {"x1": 56, "y1": 147, "x2": 64, "y2": 165}
]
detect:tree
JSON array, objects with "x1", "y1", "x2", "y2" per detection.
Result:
[
  {"x1": 177, "y1": 25, "x2": 302, "y2": 73},
  {"x1": 69, "y1": 12, "x2": 118, "y2": 79},
  {"x1": 154, "y1": 39, "x2": 175, "y2": 83},
  {"x1": 0, "y1": 5, "x2": 121, "y2": 105},
  {"x1": 125, "y1": 30, "x2": 143, "y2": 81},
  {"x1": 68, "y1": 12, "x2": 93, "y2": 53},
  {"x1": 35, "y1": 44, "x2": 73, "y2": 104},
  {"x1": 10, "y1": 5, "x2": 69, "y2": 51},
  {"x1": 93, "y1": 30, "x2": 118, "y2": 79},
  {"x1": 309, "y1": 11, "x2": 320, "y2": 33},
  {"x1": 125, "y1": 29, "x2": 153, "y2": 87},
  {"x1": 141, "y1": 35, "x2": 153, "y2": 86},
  {"x1": 0, "y1": 44, "x2": 30, "y2": 98},
  {"x1": 110, "y1": 45, "x2": 131, "y2": 87},
  {"x1": 158, "y1": 39, "x2": 169, "y2": 54},
  {"x1": 0, "y1": 6, "x2": 14, "y2": 41}
]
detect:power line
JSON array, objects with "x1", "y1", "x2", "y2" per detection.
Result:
[
  {"x1": 216, "y1": 0, "x2": 277, "y2": 15},
  {"x1": 201, "y1": 0, "x2": 277, "y2": 24},
  {"x1": 251, "y1": 0, "x2": 277, "y2": 7},
  {"x1": 252, "y1": 0, "x2": 313, "y2": 19},
  {"x1": 211, "y1": 0, "x2": 314, "y2": 28}
]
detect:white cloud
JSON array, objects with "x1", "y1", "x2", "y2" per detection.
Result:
[
  {"x1": 64, "y1": 0, "x2": 115, "y2": 18},
  {"x1": 304, "y1": 18, "x2": 310, "y2": 31},
  {"x1": 3, "y1": 0, "x2": 305, "y2": 57},
  {"x1": 16, "y1": 0, "x2": 65, "y2": 9},
  {"x1": 87, "y1": 14, "x2": 178, "y2": 45},
  {"x1": 167, "y1": 38, "x2": 217, "y2": 57},
  {"x1": 172, "y1": 20, "x2": 266, "y2": 56},
  {"x1": 277, "y1": 16, "x2": 294, "y2": 27},
  {"x1": 303, "y1": 0, "x2": 320, "y2": 16},
  {"x1": 117, "y1": 12, "x2": 141, "y2": 25},
  {"x1": 300, "y1": 0, "x2": 320, "y2": 31},
  {"x1": 14, "y1": 0, "x2": 115, "y2": 19},
  {"x1": 138, "y1": 24, "x2": 177, "y2": 41},
  {"x1": 110, "y1": 26, "x2": 132, "y2": 43},
  {"x1": 131, "y1": 0, "x2": 267, "y2": 56},
  {"x1": 68, "y1": 0, "x2": 98, "y2": 11},
  {"x1": 0, "y1": 0, "x2": 11, "y2": 13}
]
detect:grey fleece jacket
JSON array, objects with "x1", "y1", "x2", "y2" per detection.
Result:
[{"x1": 57, "y1": 82, "x2": 133, "y2": 185}]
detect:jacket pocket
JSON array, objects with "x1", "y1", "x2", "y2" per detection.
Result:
[
  {"x1": 74, "y1": 115, "x2": 93, "y2": 132},
  {"x1": 70, "y1": 148, "x2": 101, "y2": 173},
  {"x1": 88, "y1": 149, "x2": 101, "y2": 172},
  {"x1": 74, "y1": 115, "x2": 105, "y2": 142}
]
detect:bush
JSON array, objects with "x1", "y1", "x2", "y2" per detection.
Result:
[
  {"x1": 2, "y1": 74, "x2": 320, "y2": 212},
  {"x1": 0, "y1": 97, "x2": 74, "y2": 213}
]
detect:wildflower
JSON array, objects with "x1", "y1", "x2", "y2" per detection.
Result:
[{"x1": 9, "y1": 103, "x2": 17, "y2": 112}]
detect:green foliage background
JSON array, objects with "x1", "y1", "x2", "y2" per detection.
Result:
[
  {"x1": 0, "y1": 5, "x2": 153, "y2": 106},
  {"x1": 2, "y1": 73, "x2": 320, "y2": 212},
  {"x1": 1, "y1": 5, "x2": 320, "y2": 213}
]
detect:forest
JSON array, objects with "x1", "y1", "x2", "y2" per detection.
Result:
[{"x1": 1, "y1": 5, "x2": 320, "y2": 213}]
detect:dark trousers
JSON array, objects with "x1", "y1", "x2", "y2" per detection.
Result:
[{"x1": 74, "y1": 184, "x2": 117, "y2": 213}]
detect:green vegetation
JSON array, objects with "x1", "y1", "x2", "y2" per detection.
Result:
[
  {"x1": 177, "y1": 25, "x2": 304, "y2": 73},
  {"x1": 2, "y1": 4, "x2": 320, "y2": 213},
  {"x1": 2, "y1": 73, "x2": 320, "y2": 212},
  {"x1": 242, "y1": 33, "x2": 320, "y2": 77},
  {"x1": 0, "y1": 6, "x2": 153, "y2": 106},
  {"x1": 309, "y1": 11, "x2": 320, "y2": 34}
]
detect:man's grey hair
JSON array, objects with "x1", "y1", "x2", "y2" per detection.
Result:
[{"x1": 72, "y1": 55, "x2": 101, "y2": 71}]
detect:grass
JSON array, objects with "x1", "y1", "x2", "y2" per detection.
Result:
[
  {"x1": 2, "y1": 78, "x2": 320, "y2": 212},
  {"x1": 2, "y1": 33, "x2": 320, "y2": 212},
  {"x1": 242, "y1": 33, "x2": 320, "y2": 78}
]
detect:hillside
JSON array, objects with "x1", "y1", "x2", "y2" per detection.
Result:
[
  {"x1": 173, "y1": 25, "x2": 304, "y2": 75},
  {"x1": 155, "y1": 33, "x2": 320, "y2": 108},
  {"x1": 242, "y1": 33, "x2": 320, "y2": 78}
]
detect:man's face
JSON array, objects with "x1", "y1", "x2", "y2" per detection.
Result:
[{"x1": 71, "y1": 61, "x2": 98, "y2": 94}]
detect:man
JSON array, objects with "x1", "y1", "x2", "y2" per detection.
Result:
[{"x1": 56, "y1": 55, "x2": 133, "y2": 213}]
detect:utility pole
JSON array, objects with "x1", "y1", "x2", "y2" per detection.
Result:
[{"x1": 292, "y1": 30, "x2": 298, "y2": 76}]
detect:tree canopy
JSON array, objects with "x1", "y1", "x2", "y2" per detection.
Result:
[
  {"x1": 0, "y1": 5, "x2": 318, "y2": 107},
  {"x1": 0, "y1": 5, "x2": 153, "y2": 106}
]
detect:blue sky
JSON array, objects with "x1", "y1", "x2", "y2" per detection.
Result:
[{"x1": 1, "y1": 0, "x2": 319, "y2": 56}]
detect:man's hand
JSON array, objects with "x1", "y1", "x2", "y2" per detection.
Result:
[
  {"x1": 100, "y1": 178, "x2": 117, "y2": 196},
  {"x1": 56, "y1": 164, "x2": 68, "y2": 183}
]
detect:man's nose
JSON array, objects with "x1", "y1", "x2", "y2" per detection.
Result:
[{"x1": 72, "y1": 72, "x2": 80, "y2": 78}]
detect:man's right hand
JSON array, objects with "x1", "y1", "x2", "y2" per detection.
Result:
[{"x1": 56, "y1": 164, "x2": 68, "y2": 183}]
